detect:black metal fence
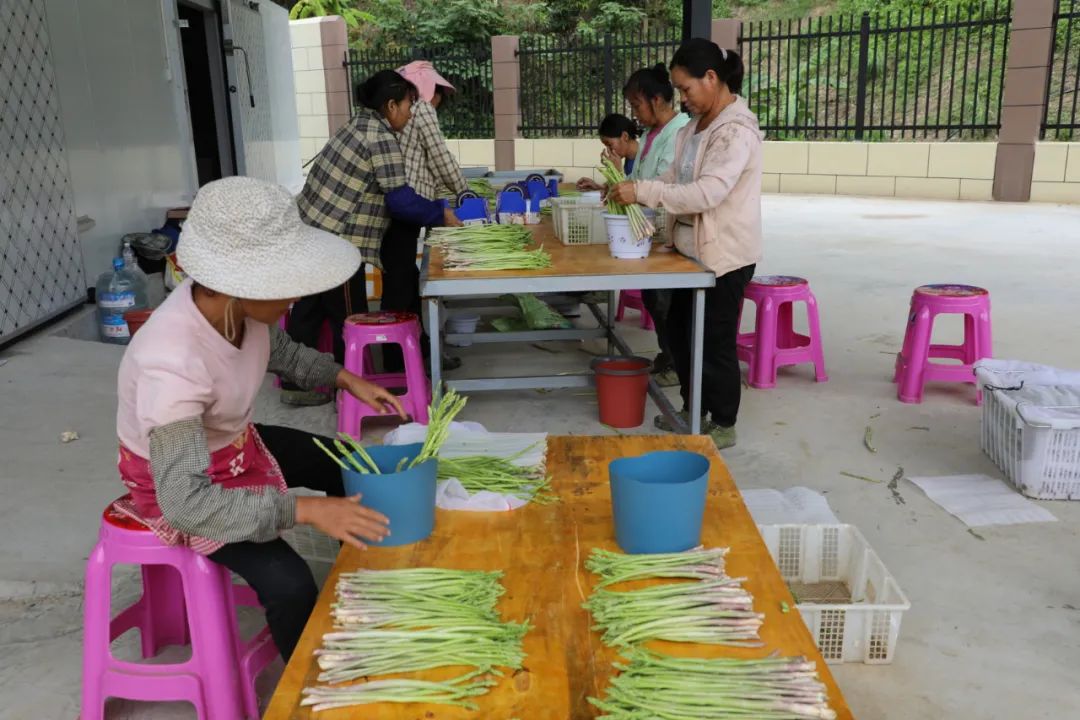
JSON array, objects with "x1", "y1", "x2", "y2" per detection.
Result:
[
  {"x1": 1043, "y1": 0, "x2": 1080, "y2": 140},
  {"x1": 739, "y1": 2, "x2": 1012, "y2": 140},
  {"x1": 344, "y1": 44, "x2": 493, "y2": 138},
  {"x1": 518, "y1": 26, "x2": 682, "y2": 138}
]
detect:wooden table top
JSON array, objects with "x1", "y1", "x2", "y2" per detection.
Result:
[
  {"x1": 422, "y1": 219, "x2": 712, "y2": 284},
  {"x1": 263, "y1": 435, "x2": 854, "y2": 720}
]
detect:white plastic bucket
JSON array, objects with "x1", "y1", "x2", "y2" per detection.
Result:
[
  {"x1": 445, "y1": 313, "x2": 480, "y2": 347},
  {"x1": 603, "y1": 213, "x2": 652, "y2": 260}
]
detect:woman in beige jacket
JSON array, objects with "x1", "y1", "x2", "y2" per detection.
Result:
[{"x1": 610, "y1": 39, "x2": 762, "y2": 449}]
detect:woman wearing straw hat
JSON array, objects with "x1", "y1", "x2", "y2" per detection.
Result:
[
  {"x1": 283, "y1": 69, "x2": 463, "y2": 405},
  {"x1": 114, "y1": 176, "x2": 407, "y2": 659},
  {"x1": 381, "y1": 60, "x2": 470, "y2": 373}
]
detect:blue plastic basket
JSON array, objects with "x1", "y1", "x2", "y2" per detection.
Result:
[
  {"x1": 608, "y1": 450, "x2": 710, "y2": 553},
  {"x1": 341, "y1": 443, "x2": 437, "y2": 547}
]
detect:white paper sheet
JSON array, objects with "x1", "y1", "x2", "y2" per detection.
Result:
[
  {"x1": 908, "y1": 474, "x2": 1058, "y2": 527},
  {"x1": 383, "y1": 421, "x2": 547, "y2": 511},
  {"x1": 741, "y1": 487, "x2": 840, "y2": 526}
]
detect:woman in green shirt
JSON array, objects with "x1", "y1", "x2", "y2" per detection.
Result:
[{"x1": 622, "y1": 64, "x2": 691, "y2": 386}]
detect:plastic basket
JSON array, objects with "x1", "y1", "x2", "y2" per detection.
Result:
[
  {"x1": 759, "y1": 524, "x2": 910, "y2": 664},
  {"x1": 551, "y1": 196, "x2": 608, "y2": 245},
  {"x1": 975, "y1": 359, "x2": 1080, "y2": 500}
]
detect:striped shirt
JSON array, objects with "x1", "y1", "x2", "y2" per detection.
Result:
[{"x1": 400, "y1": 99, "x2": 468, "y2": 201}]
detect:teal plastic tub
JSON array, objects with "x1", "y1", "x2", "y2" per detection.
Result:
[
  {"x1": 608, "y1": 450, "x2": 710, "y2": 553},
  {"x1": 341, "y1": 442, "x2": 437, "y2": 547}
]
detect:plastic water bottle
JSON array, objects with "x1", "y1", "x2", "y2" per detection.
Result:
[
  {"x1": 97, "y1": 258, "x2": 149, "y2": 344},
  {"x1": 121, "y1": 239, "x2": 136, "y2": 270}
]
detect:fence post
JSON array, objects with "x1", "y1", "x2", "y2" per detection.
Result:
[
  {"x1": 491, "y1": 35, "x2": 520, "y2": 171},
  {"x1": 993, "y1": 0, "x2": 1056, "y2": 202},
  {"x1": 603, "y1": 33, "x2": 614, "y2": 117},
  {"x1": 711, "y1": 18, "x2": 741, "y2": 50},
  {"x1": 853, "y1": 12, "x2": 871, "y2": 141}
]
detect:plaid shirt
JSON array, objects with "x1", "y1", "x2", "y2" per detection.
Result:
[
  {"x1": 400, "y1": 100, "x2": 468, "y2": 201},
  {"x1": 298, "y1": 109, "x2": 407, "y2": 268}
]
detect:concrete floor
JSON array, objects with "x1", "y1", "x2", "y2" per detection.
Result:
[{"x1": 2, "y1": 194, "x2": 1079, "y2": 719}]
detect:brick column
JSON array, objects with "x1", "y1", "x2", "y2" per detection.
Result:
[
  {"x1": 992, "y1": 0, "x2": 1056, "y2": 202},
  {"x1": 290, "y1": 16, "x2": 349, "y2": 169},
  {"x1": 491, "y1": 35, "x2": 520, "y2": 171},
  {"x1": 711, "y1": 19, "x2": 741, "y2": 51}
]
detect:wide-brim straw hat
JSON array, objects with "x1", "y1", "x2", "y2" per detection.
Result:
[{"x1": 177, "y1": 176, "x2": 360, "y2": 300}]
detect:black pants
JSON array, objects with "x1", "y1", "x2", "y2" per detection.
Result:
[
  {"x1": 208, "y1": 424, "x2": 344, "y2": 661},
  {"x1": 666, "y1": 265, "x2": 755, "y2": 428},
  {"x1": 642, "y1": 288, "x2": 673, "y2": 365},
  {"x1": 379, "y1": 219, "x2": 424, "y2": 372},
  {"x1": 282, "y1": 264, "x2": 368, "y2": 390}
]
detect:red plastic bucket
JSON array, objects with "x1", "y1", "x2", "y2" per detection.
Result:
[
  {"x1": 123, "y1": 309, "x2": 153, "y2": 337},
  {"x1": 591, "y1": 355, "x2": 651, "y2": 428}
]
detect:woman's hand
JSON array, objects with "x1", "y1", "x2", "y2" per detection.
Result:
[
  {"x1": 576, "y1": 177, "x2": 602, "y2": 192},
  {"x1": 296, "y1": 495, "x2": 389, "y2": 549},
  {"x1": 443, "y1": 207, "x2": 464, "y2": 227},
  {"x1": 601, "y1": 147, "x2": 621, "y2": 168},
  {"x1": 607, "y1": 181, "x2": 638, "y2": 206},
  {"x1": 336, "y1": 370, "x2": 408, "y2": 419}
]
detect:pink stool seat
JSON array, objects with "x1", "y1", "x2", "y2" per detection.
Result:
[
  {"x1": 82, "y1": 498, "x2": 277, "y2": 720},
  {"x1": 338, "y1": 311, "x2": 430, "y2": 439},
  {"x1": 615, "y1": 290, "x2": 654, "y2": 330},
  {"x1": 737, "y1": 275, "x2": 828, "y2": 389},
  {"x1": 894, "y1": 284, "x2": 992, "y2": 404}
]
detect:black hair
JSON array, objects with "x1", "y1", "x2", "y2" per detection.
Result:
[
  {"x1": 623, "y1": 63, "x2": 674, "y2": 104},
  {"x1": 598, "y1": 113, "x2": 639, "y2": 140},
  {"x1": 670, "y1": 38, "x2": 744, "y2": 95},
  {"x1": 354, "y1": 69, "x2": 418, "y2": 111}
]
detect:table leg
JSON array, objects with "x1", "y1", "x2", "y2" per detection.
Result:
[
  {"x1": 428, "y1": 297, "x2": 442, "y2": 393},
  {"x1": 690, "y1": 288, "x2": 705, "y2": 435},
  {"x1": 606, "y1": 290, "x2": 616, "y2": 355}
]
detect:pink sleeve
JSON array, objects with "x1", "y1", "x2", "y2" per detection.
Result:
[{"x1": 636, "y1": 125, "x2": 753, "y2": 214}]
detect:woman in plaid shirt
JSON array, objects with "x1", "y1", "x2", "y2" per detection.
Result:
[
  {"x1": 284, "y1": 70, "x2": 462, "y2": 405},
  {"x1": 382, "y1": 61, "x2": 470, "y2": 372}
]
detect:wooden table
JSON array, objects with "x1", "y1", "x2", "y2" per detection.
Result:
[
  {"x1": 264, "y1": 435, "x2": 854, "y2": 720},
  {"x1": 419, "y1": 220, "x2": 716, "y2": 434}
]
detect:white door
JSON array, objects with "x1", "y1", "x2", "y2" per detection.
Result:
[{"x1": 219, "y1": 0, "x2": 302, "y2": 190}]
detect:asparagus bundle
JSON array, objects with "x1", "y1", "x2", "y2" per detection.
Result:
[
  {"x1": 584, "y1": 548, "x2": 762, "y2": 648},
  {"x1": 590, "y1": 649, "x2": 838, "y2": 720},
  {"x1": 584, "y1": 577, "x2": 764, "y2": 647},
  {"x1": 437, "y1": 452, "x2": 557, "y2": 504},
  {"x1": 311, "y1": 389, "x2": 467, "y2": 473},
  {"x1": 586, "y1": 547, "x2": 728, "y2": 587},
  {"x1": 427, "y1": 224, "x2": 552, "y2": 271},
  {"x1": 598, "y1": 157, "x2": 655, "y2": 241},
  {"x1": 308, "y1": 567, "x2": 529, "y2": 707}
]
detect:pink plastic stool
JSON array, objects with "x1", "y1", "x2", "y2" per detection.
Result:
[
  {"x1": 82, "y1": 498, "x2": 277, "y2": 720},
  {"x1": 274, "y1": 310, "x2": 374, "y2": 390},
  {"x1": 338, "y1": 311, "x2": 430, "y2": 439},
  {"x1": 737, "y1": 275, "x2": 828, "y2": 389},
  {"x1": 893, "y1": 284, "x2": 992, "y2": 404},
  {"x1": 615, "y1": 290, "x2": 655, "y2": 330}
]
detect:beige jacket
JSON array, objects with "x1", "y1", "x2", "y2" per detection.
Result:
[{"x1": 635, "y1": 96, "x2": 763, "y2": 277}]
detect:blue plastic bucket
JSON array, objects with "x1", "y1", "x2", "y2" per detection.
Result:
[
  {"x1": 608, "y1": 450, "x2": 710, "y2": 553},
  {"x1": 340, "y1": 443, "x2": 437, "y2": 547}
]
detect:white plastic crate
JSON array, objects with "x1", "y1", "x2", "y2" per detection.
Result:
[
  {"x1": 975, "y1": 359, "x2": 1080, "y2": 500},
  {"x1": 551, "y1": 196, "x2": 607, "y2": 245},
  {"x1": 758, "y1": 524, "x2": 910, "y2": 664}
]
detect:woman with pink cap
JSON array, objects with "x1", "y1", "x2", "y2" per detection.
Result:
[{"x1": 381, "y1": 60, "x2": 470, "y2": 373}]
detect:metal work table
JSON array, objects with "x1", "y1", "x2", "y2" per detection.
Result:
[{"x1": 418, "y1": 220, "x2": 716, "y2": 434}]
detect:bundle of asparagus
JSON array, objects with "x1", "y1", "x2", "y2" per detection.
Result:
[{"x1": 598, "y1": 157, "x2": 654, "y2": 241}]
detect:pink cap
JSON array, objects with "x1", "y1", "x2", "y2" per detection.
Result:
[{"x1": 396, "y1": 60, "x2": 455, "y2": 103}]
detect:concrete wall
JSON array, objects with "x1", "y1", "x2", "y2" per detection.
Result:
[
  {"x1": 290, "y1": 17, "x2": 349, "y2": 169},
  {"x1": 446, "y1": 139, "x2": 1080, "y2": 204}
]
